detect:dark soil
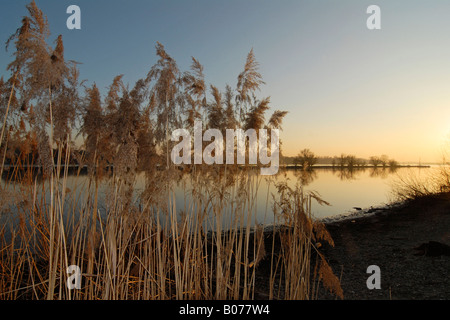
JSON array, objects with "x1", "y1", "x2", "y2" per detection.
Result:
[{"x1": 316, "y1": 193, "x2": 450, "y2": 300}]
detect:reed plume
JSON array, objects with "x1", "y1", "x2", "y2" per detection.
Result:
[{"x1": 236, "y1": 49, "x2": 265, "y2": 125}]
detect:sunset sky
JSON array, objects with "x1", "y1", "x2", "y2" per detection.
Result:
[{"x1": 1, "y1": 0, "x2": 450, "y2": 163}]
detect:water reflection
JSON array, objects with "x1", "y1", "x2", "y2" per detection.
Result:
[
  {"x1": 170, "y1": 166, "x2": 426, "y2": 220},
  {"x1": 0, "y1": 164, "x2": 428, "y2": 222},
  {"x1": 260, "y1": 166, "x2": 419, "y2": 219},
  {"x1": 369, "y1": 166, "x2": 399, "y2": 178},
  {"x1": 332, "y1": 167, "x2": 360, "y2": 181},
  {"x1": 290, "y1": 166, "x2": 400, "y2": 184},
  {"x1": 293, "y1": 168, "x2": 317, "y2": 186}
]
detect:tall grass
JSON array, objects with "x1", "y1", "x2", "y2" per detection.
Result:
[
  {"x1": 0, "y1": 0, "x2": 342, "y2": 300},
  {"x1": 0, "y1": 163, "x2": 341, "y2": 300},
  {"x1": 390, "y1": 165, "x2": 450, "y2": 202}
]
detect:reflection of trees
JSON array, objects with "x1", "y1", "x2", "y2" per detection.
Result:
[
  {"x1": 370, "y1": 167, "x2": 387, "y2": 179},
  {"x1": 370, "y1": 167, "x2": 388, "y2": 179},
  {"x1": 329, "y1": 166, "x2": 400, "y2": 181},
  {"x1": 293, "y1": 168, "x2": 317, "y2": 186},
  {"x1": 368, "y1": 166, "x2": 398, "y2": 178},
  {"x1": 332, "y1": 167, "x2": 362, "y2": 181},
  {"x1": 388, "y1": 166, "x2": 399, "y2": 174}
]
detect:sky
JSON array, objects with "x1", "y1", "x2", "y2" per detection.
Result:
[{"x1": 1, "y1": 0, "x2": 450, "y2": 163}]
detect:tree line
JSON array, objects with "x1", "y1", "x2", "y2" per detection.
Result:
[{"x1": 284, "y1": 149, "x2": 399, "y2": 169}]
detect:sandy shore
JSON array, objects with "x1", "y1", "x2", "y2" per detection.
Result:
[{"x1": 317, "y1": 193, "x2": 450, "y2": 300}]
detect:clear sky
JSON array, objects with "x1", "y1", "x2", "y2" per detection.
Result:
[{"x1": 1, "y1": 0, "x2": 450, "y2": 163}]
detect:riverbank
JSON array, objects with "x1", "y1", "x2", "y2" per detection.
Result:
[
  {"x1": 3, "y1": 175, "x2": 448, "y2": 300},
  {"x1": 317, "y1": 192, "x2": 450, "y2": 299},
  {"x1": 281, "y1": 164, "x2": 431, "y2": 169}
]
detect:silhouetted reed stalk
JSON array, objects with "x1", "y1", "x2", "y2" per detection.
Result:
[{"x1": 0, "y1": 73, "x2": 18, "y2": 155}]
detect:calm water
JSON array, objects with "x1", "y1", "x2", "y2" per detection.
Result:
[
  {"x1": 1, "y1": 166, "x2": 436, "y2": 226},
  {"x1": 153, "y1": 166, "x2": 435, "y2": 222},
  {"x1": 272, "y1": 167, "x2": 430, "y2": 219}
]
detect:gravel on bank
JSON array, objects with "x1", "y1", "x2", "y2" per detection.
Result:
[{"x1": 317, "y1": 193, "x2": 450, "y2": 300}]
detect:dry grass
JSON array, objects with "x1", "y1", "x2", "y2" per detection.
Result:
[
  {"x1": 0, "y1": 0, "x2": 342, "y2": 301},
  {"x1": 390, "y1": 165, "x2": 450, "y2": 202},
  {"x1": 0, "y1": 163, "x2": 342, "y2": 300}
]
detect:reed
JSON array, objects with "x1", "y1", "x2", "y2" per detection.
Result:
[
  {"x1": 0, "y1": 160, "x2": 343, "y2": 300},
  {"x1": 0, "y1": 0, "x2": 342, "y2": 301},
  {"x1": 390, "y1": 165, "x2": 450, "y2": 202}
]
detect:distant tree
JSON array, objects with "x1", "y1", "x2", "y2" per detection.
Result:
[
  {"x1": 345, "y1": 155, "x2": 357, "y2": 169},
  {"x1": 369, "y1": 155, "x2": 393, "y2": 168},
  {"x1": 337, "y1": 154, "x2": 347, "y2": 168},
  {"x1": 389, "y1": 159, "x2": 398, "y2": 168},
  {"x1": 293, "y1": 149, "x2": 318, "y2": 169},
  {"x1": 380, "y1": 154, "x2": 390, "y2": 168},
  {"x1": 357, "y1": 158, "x2": 367, "y2": 167},
  {"x1": 369, "y1": 156, "x2": 382, "y2": 167}
]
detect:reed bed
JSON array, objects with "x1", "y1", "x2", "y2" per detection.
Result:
[
  {"x1": 0, "y1": 0, "x2": 342, "y2": 300},
  {"x1": 0, "y1": 161, "x2": 343, "y2": 300}
]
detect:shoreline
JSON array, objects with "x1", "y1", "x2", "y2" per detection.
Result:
[
  {"x1": 281, "y1": 164, "x2": 431, "y2": 169},
  {"x1": 318, "y1": 202, "x2": 405, "y2": 225},
  {"x1": 316, "y1": 192, "x2": 450, "y2": 299}
]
